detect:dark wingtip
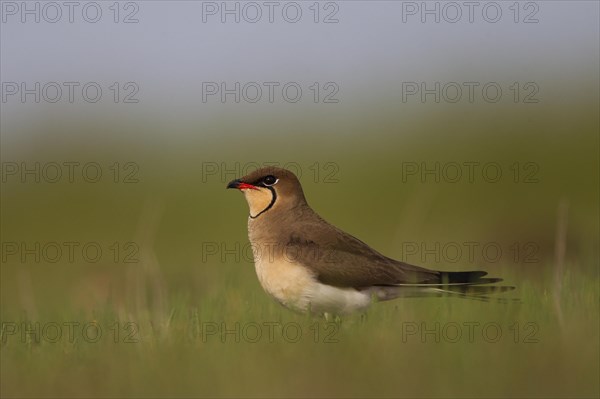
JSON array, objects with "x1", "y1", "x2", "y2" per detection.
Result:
[{"x1": 439, "y1": 271, "x2": 491, "y2": 284}]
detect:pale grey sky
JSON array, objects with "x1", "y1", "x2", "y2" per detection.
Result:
[{"x1": 1, "y1": 1, "x2": 599, "y2": 132}]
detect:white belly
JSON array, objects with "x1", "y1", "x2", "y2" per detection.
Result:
[{"x1": 253, "y1": 256, "x2": 372, "y2": 314}]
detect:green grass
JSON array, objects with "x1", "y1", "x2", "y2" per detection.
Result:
[{"x1": 0, "y1": 262, "x2": 598, "y2": 398}]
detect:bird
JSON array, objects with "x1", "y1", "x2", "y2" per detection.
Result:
[{"x1": 227, "y1": 166, "x2": 514, "y2": 315}]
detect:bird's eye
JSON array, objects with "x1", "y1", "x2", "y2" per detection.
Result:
[{"x1": 263, "y1": 175, "x2": 278, "y2": 186}]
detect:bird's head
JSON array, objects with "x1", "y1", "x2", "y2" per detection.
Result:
[{"x1": 227, "y1": 167, "x2": 307, "y2": 218}]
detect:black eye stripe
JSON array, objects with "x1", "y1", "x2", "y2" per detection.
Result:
[
  {"x1": 253, "y1": 175, "x2": 278, "y2": 187},
  {"x1": 248, "y1": 175, "x2": 279, "y2": 187}
]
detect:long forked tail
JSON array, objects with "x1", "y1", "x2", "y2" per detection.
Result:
[{"x1": 373, "y1": 271, "x2": 516, "y2": 302}]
